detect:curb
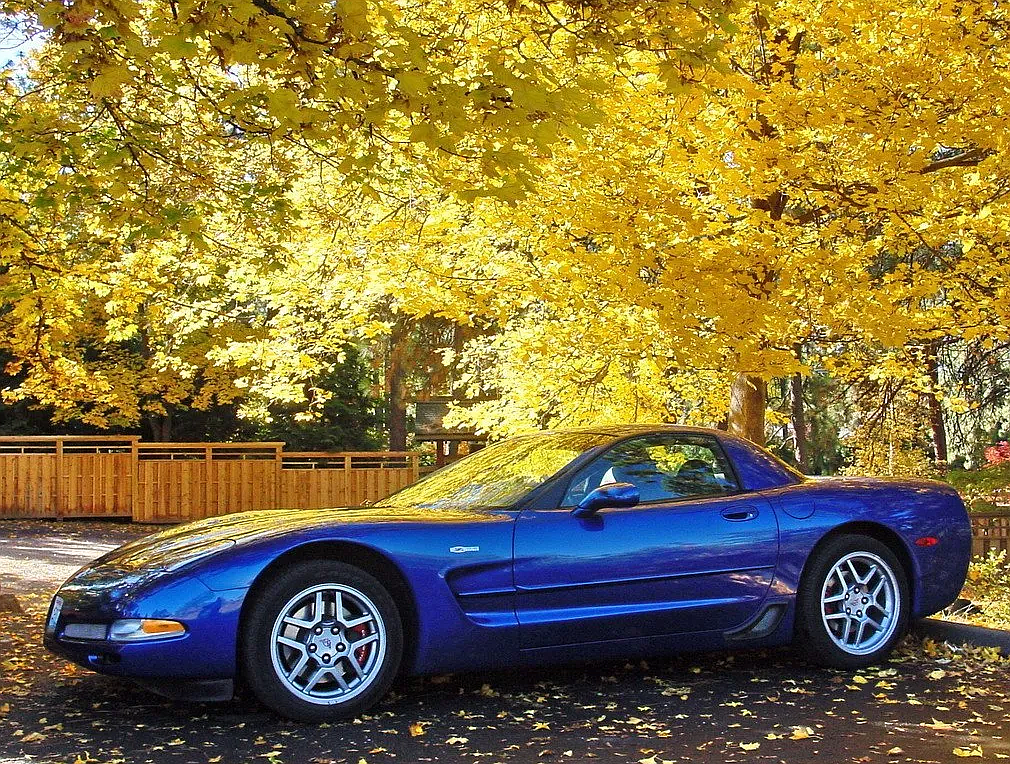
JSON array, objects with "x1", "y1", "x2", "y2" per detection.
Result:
[{"x1": 913, "y1": 617, "x2": 1010, "y2": 652}]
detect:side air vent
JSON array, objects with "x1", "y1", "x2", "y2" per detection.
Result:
[{"x1": 726, "y1": 603, "x2": 786, "y2": 641}]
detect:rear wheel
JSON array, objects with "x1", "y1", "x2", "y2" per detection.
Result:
[
  {"x1": 241, "y1": 560, "x2": 403, "y2": 721},
  {"x1": 796, "y1": 535, "x2": 908, "y2": 669}
]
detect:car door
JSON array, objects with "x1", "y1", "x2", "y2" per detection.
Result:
[{"x1": 513, "y1": 433, "x2": 779, "y2": 649}]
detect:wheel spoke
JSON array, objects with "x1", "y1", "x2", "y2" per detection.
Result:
[
  {"x1": 286, "y1": 652, "x2": 309, "y2": 681},
  {"x1": 825, "y1": 612, "x2": 848, "y2": 621},
  {"x1": 871, "y1": 578, "x2": 886, "y2": 600},
  {"x1": 855, "y1": 620, "x2": 867, "y2": 646},
  {"x1": 304, "y1": 666, "x2": 330, "y2": 692},
  {"x1": 863, "y1": 563, "x2": 881, "y2": 586},
  {"x1": 277, "y1": 635, "x2": 306, "y2": 653},
  {"x1": 846, "y1": 559, "x2": 860, "y2": 583},
  {"x1": 345, "y1": 656, "x2": 364, "y2": 680},
  {"x1": 315, "y1": 591, "x2": 325, "y2": 621},
  {"x1": 351, "y1": 633, "x2": 379, "y2": 649},
  {"x1": 344, "y1": 614, "x2": 375, "y2": 629},
  {"x1": 863, "y1": 567, "x2": 879, "y2": 589},
  {"x1": 332, "y1": 667, "x2": 350, "y2": 691},
  {"x1": 283, "y1": 615, "x2": 316, "y2": 630},
  {"x1": 823, "y1": 592, "x2": 846, "y2": 604}
]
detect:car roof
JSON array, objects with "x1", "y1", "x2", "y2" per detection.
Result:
[{"x1": 539, "y1": 424, "x2": 724, "y2": 438}]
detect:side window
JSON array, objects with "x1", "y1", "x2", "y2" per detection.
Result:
[{"x1": 561, "y1": 435, "x2": 739, "y2": 507}]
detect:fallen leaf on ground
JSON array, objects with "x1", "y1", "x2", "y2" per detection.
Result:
[{"x1": 953, "y1": 745, "x2": 983, "y2": 758}]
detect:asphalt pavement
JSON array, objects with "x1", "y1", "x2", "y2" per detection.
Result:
[{"x1": 2, "y1": 520, "x2": 1010, "y2": 764}]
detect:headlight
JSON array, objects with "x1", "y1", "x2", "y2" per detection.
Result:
[{"x1": 108, "y1": 619, "x2": 187, "y2": 641}]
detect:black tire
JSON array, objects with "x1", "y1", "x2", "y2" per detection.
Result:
[
  {"x1": 795, "y1": 534, "x2": 909, "y2": 670},
  {"x1": 241, "y1": 560, "x2": 403, "y2": 721}
]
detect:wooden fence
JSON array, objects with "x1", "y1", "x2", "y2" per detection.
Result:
[
  {"x1": 0, "y1": 437, "x2": 419, "y2": 524},
  {"x1": 1, "y1": 438, "x2": 1008, "y2": 548},
  {"x1": 970, "y1": 513, "x2": 1010, "y2": 558}
]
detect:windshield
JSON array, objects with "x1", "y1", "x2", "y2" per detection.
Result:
[{"x1": 374, "y1": 432, "x2": 614, "y2": 510}]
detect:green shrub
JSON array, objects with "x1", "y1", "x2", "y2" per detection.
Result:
[
  {"x1": 962, "y1": 551, "x2": 1010, "y2": 629},
  {"x1": 945, "y1": 463, "x2": 1010, "y2": 514}
]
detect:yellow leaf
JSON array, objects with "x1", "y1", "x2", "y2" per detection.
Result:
[
  {"x1": 953, "y1": 745, "x2": 983, "y2": 758},
  {"x1": 408, "y1": 722, "x2": 427, "y2": 737},
  {"x1": 740, "y1": 742, "x2": 760, "y2": 751}
]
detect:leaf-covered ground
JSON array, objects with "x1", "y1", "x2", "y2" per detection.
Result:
[{"x1": 3, "y1": 521, "x2": 1010, "y2": 764}]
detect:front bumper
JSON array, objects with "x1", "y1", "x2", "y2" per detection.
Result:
[{"x1": 44, "y1": 571, "x2": 247, "y2": 682}]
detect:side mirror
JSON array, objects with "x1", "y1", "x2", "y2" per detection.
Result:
[{"x1": 572, "y1": 482, "x2": 640, "y2": 518}]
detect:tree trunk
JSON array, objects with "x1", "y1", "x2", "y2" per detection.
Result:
[
  {"x1": 385, "y1": 320, "x2": 411, "y2": 451},
  {"x1": 790, "y1": 371, "x2": 809, "y2": 472},
  {"x1": 146, "y1": 411, "x2": 172, "y2": 441},
  {"x1": 728, "y1": 373, "x2": 767, "y2": 446},
  {"x1": 924, "y1": 343, "x2": 948, "y2": 464}
]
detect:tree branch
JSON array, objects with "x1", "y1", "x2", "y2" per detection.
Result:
[{"x1": 920, "y1": 147, "x2": 993, "y2": 174}]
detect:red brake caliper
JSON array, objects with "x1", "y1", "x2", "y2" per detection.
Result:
[{"x1": 351, "y1": 624, "x2": 370, "y2": 666}]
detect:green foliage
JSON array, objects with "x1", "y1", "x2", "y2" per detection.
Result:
[
  {"x1": 945, "y1": 463, "x2": 1010, "y2": 513},
  {"x1": 252, "y1": 348, "x2": 382, "y2": 451},
  {"x1": 962, "y1": 551, "x2": 1010, "y2": 629}
]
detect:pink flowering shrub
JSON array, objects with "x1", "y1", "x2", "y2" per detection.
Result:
[{"x1": 984, "y1": 442, "x2": 1010, "y2": 466}]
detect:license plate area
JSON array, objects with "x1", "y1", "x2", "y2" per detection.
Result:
[{"x1": 46, "y1": 595, "x2": 64, "y2": 635}]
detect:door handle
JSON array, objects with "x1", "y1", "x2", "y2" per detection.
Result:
[{"x1": 721, "y1": 508, "x2": 758, "y2": 522}]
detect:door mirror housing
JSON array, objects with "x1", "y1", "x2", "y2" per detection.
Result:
[{"x1": 572, "y1": 482, "x2": 640, "y2": 518}]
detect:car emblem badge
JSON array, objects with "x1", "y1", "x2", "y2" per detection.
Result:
[{"x1": 450, "y1": 546, "x2": 480, "y2": 554}]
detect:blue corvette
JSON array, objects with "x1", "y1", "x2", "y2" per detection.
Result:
[{"x1": 44, "y1": 425, "x2": 971, "y2": 721}]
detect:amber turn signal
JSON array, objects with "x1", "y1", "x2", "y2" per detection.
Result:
[
  {"x1": 915, "y1": 537, "x2": 939, "y2": 547},
  {"x1": 108, "y1": 619, "x2": 186, "y2": 641}
]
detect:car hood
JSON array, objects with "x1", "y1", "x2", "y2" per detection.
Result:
[{"x1": 92, "y1": 505, "x2": 499, "y2": 573}]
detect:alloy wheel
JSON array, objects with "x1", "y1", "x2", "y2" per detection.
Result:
[{"x1": 269, "y1": 583, "x2": 387, "y2": 705}]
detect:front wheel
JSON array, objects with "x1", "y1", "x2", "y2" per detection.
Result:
[
  {"x1": 796, "y1": 535, "x2": 909, "y2": 669},
  {"x1": 241, "y1": 560, "x2": 403, "y2": 721}
]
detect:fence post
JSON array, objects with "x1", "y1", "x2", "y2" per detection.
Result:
[
  {"x1": 274, "y1": 444, "x2": 283, "y2": 510},
  {"x1": 130, "y1": 438, "x2": 139, "y2": 522},
  {"x1": 54, "y1": 437, "x2": 64, "y2": 518},
  {"x1": 344, "y1": 454, "x2": 353, "y2": 506},
  {"x1": 411, "y1": 452, "x2": 419, "y2": 483}
]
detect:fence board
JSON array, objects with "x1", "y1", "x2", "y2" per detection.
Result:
[
  {"x1": 0, "y1": 454, "x2": 52, "y2": 517},
  {"x1": 970, "y1": 513, "x2": 1010, "y2": 558},
  {"x1": 0, "y1": 437, "x2": 136, "y2": 519},
  {"x1": 60, "y1": 452, "x2": 133, "y2": 518}
]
